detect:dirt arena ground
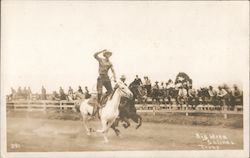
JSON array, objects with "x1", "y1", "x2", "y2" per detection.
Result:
[{"x1": 7, "y1": 112, "x2": 243, "y2": 152}]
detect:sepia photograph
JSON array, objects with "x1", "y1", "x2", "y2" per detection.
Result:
[{"x1": 1, "y1": 1, "x2": 249, "y2": 158}]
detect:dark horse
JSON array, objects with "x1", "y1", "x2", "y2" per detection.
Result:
[{"x1": 110, "y1": 81, "x2": 143, "y2": 136}]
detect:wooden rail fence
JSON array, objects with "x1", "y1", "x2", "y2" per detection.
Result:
[{"x1": 6, "y1": 100, "x2": 243, "y2": 119}]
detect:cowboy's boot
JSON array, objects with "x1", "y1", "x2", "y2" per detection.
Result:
[{"x1": 96, "y1": 106, "x2": 100, "y2": 119}]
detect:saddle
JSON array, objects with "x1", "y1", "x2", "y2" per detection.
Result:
[
  {"x1": 87, "y1": 96, "x2": 98, "y2": 107},
  {"x1": 87, "y1": 93, "x2": 112, "y2": 117}
]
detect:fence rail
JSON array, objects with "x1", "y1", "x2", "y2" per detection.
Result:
[{"x1": 6, "y1": 100, "x2": 243, "y2": 119}]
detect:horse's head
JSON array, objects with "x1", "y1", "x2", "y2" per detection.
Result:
[
  {"x1": 115, "y1": 81, "x2": 133, "y2": 99},
  {"x1": 128, "y1": 84, "x2": 146, "y2": 101}
]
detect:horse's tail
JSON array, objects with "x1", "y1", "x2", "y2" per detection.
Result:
[
  {"x1": 130, "y1": 113, "x2": 142, "y2": 129},
  {"x1": 75, "y1": 101, "x2": 81, "y2": 112},
  {"x1": 135, "y1": 114, "x2": 142, "y2": 129},
  {"x1": 75, "y1": 99, "x2": 87, "y2": 113}
]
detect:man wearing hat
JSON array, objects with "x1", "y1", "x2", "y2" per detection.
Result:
[
  {"x1": 94, "y1": 49, "x2": 117, "y2": 109},
  {"x1": 208, "y1": 86, "x2": 217, "y2": 105},
  {"x1": 143, "y1": 76, "x2": 152, "y2": 96},
  {"x1": 177, "y1": 86, "x2": 188, "y2": 105},
  {"x1": 120, "y1": 75, "x2": 127, "y2": 85},
  {"x1": 152, "y1": 81, "x2": 160, "y2": 105},
  {"x1": 218, "y1": 86, "x2": 228, "y2": 106}
]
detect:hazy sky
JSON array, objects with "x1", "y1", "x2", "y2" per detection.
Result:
[{"x1": 2, "y1": 1, "x2": 249, "y2": 94}]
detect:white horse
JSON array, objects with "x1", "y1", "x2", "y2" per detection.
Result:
[{"x1": 79, "y1": 81, "x2": 133, "y2": 142}]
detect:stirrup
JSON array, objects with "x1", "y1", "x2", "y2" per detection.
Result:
[{"x1": 97, "y1": 103, "x2": 102, "y2": 108}]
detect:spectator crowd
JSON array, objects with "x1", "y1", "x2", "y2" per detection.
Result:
[
  {"x1": 7, "y1": 72, "x2": 243, "y2": 110},
  {"x1": 129, "y1": 73, "x2": 243, "y2": 110},
  {"x1": 8, "y1": 85, "x2": 91, "y2": 101}
]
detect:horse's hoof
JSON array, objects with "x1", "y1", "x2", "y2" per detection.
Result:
[
  {"x1": 97, "y1": 129, "x2": 104, "y2": 133},
  {"x1": 115, "y1": 130, "x2": 120, "y2": 136},
  {"x1": 122, "y1": 124, "x2": 128, "y2": 129},
  {"x1": 104, "y1": 139, "x2": 109, "y2": 143},
  {"x1": 87, "y1": 132, "x2": 91, "y2": 136},
  {"x1": 89, "y1": 128, "x2": 95, "y2": 132}
]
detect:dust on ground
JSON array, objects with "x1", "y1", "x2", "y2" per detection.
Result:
[{"x1": 7, "y1": 115, "x2": 243, "y2": 152}]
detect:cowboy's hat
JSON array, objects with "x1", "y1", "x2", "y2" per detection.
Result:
[
  {"x1": 103, "y1": 51, "x2": 112, "y2": 56},
  {"x1": 120, "y1": 75, "x2": 126, "y2": 80}
]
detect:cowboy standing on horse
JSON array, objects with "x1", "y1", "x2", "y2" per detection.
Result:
[{"x1": 94, "y1": 49, "x2": 117, "y2": 108}]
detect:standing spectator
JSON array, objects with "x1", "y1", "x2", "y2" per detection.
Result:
[
  {"x1": 177, "y1": 86, "x2": 188, "y2": 106},
  {"x1": 232, "y1": 84, "x2": 243, "y2": 106},
  {"x1": 17, "y1": 87, "x2": 22, "y2": 99},
  {"x1": 10, "y1": 87, "x2": 16, "y2": 100},
  {"x1": 223, "y1": 84, "x2": 233, "y2": 108},
  {"x1": 133, "y1": 75, "x2": 143, "y2": 86},
  {"x1": 23, "y1": 87, "x2": 28, "y2": 99},
  {"x1": 166, "y1": 79, "x2": 175, "y2": 88},
  {"x1": 59, "y1": 87, "x2": 66, "y2": 100},
  {"x1": 84, "y1": 86, "x2": 91, "y2": 99},
  {"x1": 78, "y1": 86, "x2": 83, "y2": 94},
  {"x1": 41, "y1": 86, "x2": 47, "y2": 100},
  {"x1": 68, "y1": 86, "x2": 73, "y2": 95},
  {"x1": 152, "y1": 81, "x2": 160, "y2": 105},
  {"x1": 28, "y1": 87, "x2": 32, "y2": 100},
  {"x1": 11, "y1": 87, "x2": 16, "y2": 100},
  {"x1": 217, "y1": 86, "x2": 228, "y2": 107},
  {"x1": 159, "y1": 82, "x2": 166, "y2": 104},
  {"x1": 166, "y1": 79, "x2": 175, "y2": 104},
  {"x1": 68, "y1": 86, "x2": 74, "y2": 100},
  {"x1": 143, "y1": 76, "x2": 152, "y2": 96},
  {"x1": 208, "y1": 86, "x2": 217, "y2": 106}
]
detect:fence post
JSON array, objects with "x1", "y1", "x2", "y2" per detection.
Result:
[
  {"x1": 186, "y1": 112, "x2": 189, "y2": 116},
  {"x1": 43, "y1": 101, "x2": 46, "y2": 113},
  {"x1": 223, "y1": 113, "x2": 227, "y2": 119},
  {"x1": 28, "y1": 100, "x2": 32, "y2": 112},
  {"x1": 59, "y1": 101, "x2": 62, "y2": 113},
  {"x1": 153, "y1": 106, "x2": 156, "y2": 116},
  {"x1": 13, "y1": 101, "x2": 16, "y2": 111}
]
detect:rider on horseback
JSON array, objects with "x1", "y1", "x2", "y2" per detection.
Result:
[{"x1": 94, "y1": 49, "x2": 117, "y2": 117}]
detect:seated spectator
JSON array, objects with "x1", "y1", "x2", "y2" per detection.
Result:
[
  {"x1": 143, "y1": 76, "x2": 152, "y2": 96},
  {"x1": 41, "y1": 86, "x2": 47, "y2": 100},
  {"x1": 188, "y1": 88, "x2": 199, "y2": 107},
  {"x1": 133, "y1": 75, "x2": 143, "y2": 86},
  {"x1": 177, "y1": 86, "x2": 188, "y2": 105},
  {"x1": 78, "y1": 86, "x2": 83, "y2": 94},
  {"x1": 217, "y1": 86, "x2": 228, "y2": 106},
  {"x1": 52, "y1": 91, "x2": 60, "y2": 100},
  {"x1": 232, "y1": 84, "x2": 243, "y2": 106}
]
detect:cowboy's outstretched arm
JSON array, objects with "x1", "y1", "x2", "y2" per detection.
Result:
[
  {"x1": 94, "y1": 49, "x2": 106, "y2": 60},
  {"x1": 110, "y1": 66, "x2": 117, "y2": 82}
]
